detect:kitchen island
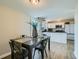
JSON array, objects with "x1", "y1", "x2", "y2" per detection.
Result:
[{"x1": 43, "y1": 32, "x2": 67, "y2": 44}]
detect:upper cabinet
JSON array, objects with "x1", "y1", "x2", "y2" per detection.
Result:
[
  {"x1": 65, "y1": 24, "x2": 74, "y2": 34},
  {"x1": 65, "y1": 20, "x2": 74, "y2": 34},
  {"x1": 47, "y1": 22, "x2": 64, "y2": 28}
]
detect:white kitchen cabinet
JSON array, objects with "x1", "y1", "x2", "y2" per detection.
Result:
[
  {"x1": 65, "y1": 24, "x2": 74, "y2": 34},
  {"x1": 70, "y1": 24, "x2": 74, "y2": 34},
  {"x1": 65, "y1": 24, "x2": 74, "y2": 40},
  {"x1": 67, "y1": 34, "x2": 74, "y2": 40},
  {"x1": 43, "y1": 32, "x2": 67, "y2": 44},
  {"x1": 65, "y1": 24, "x2": 70, "y2": 33}
]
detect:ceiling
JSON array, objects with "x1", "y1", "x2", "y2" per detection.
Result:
[{"x1": 0, "y1": 0, "x2": 78, "y2": 19}]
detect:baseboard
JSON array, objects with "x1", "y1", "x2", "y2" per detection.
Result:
[{"x1": 0, "y1": 52, "x2": 11, "y2": 59}]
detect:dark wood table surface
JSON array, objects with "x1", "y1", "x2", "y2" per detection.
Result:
[{"x1": 10, "y1": 36, "x2": 50, "y2": 59}]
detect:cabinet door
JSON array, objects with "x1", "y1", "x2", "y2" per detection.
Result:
[
  {"x1": 70, "y1": 24, "x2": 74, "y2": 34},
  {"x1": 65, "y1": 24, "x2": 70, "y2": 33},
  {"x1": 67, "y1": 34, "x2": 74, "y2": 40},
  {"x1": 65, "y1": 24, "x2": 74, "y2": 34}
]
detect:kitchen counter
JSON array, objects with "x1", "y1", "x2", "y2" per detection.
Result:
[{"x1": 43, "y1": 32, "x2": 67, "y2": 44}]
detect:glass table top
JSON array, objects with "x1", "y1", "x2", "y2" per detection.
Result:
[{"x1": 14, "y1": 36, "x2": 48, "y2": 46}]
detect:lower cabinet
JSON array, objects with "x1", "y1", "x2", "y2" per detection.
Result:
[{"x1": 67, "y1": 34, "x2": 74, "y2": 40}]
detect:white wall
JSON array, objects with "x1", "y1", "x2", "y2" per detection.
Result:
[
  {"x1": 74, "y1": 7, "x2": 78, "y2": 59},
  {"x1": 0, "y1": 5, "x2": 31, "y2": 56}
]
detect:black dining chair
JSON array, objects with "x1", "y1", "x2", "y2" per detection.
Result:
[
  {"x1": 9, "y1": 40, "x2": 28, "y2": 59},
  {"x1": 33, "y1": 38, "x2": 48, "y2": 59}
]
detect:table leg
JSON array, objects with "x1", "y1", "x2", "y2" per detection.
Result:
[
  {"x1": 11, "y1": 41, "x2": 14, "y2": 59},
  {"x1": 48, "y1": 37, "x2": 50, "y2": 51},
  {"x1": 28, "y1": 47, "x2": 32, "y2": 59},
  {"x1": 11, "y1": 51, "x2": 14, "y2": 59},
  {"x1": 41, "y1": 50, "x2": 44, "y2": 59}
]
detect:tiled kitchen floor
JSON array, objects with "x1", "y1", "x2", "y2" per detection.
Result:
[{"x1": 2, "y1": 40, "x2": 75, "y2": 59}]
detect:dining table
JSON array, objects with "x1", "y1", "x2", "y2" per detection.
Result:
[{"x1": 10, "y1": 36, "x2": 50, "y2": 59}]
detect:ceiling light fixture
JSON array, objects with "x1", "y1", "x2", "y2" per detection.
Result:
[{"x1": 29, "y1": 0, "x2": 40, "y2": 5}]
